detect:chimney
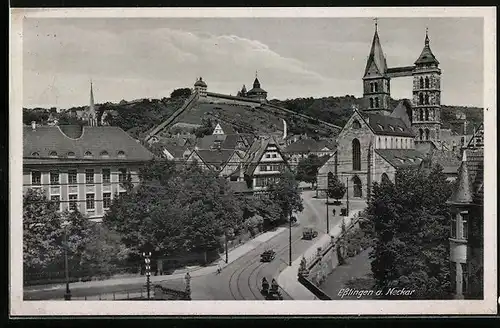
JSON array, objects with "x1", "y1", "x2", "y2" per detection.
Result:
[{"x1": 31, "y1": 121, "x2": 36, "y2": 130}]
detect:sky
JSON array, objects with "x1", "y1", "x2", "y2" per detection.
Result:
[{"x1": 22, "y1": 16, "x2": 484, "y2": 109}]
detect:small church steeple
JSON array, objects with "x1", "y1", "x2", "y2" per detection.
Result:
[{"x1": 86, "y1": 79, "x2": 98, "y2": 126}]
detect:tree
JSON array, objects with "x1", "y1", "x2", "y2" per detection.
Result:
[
  {"x1": 268, "y1": 171, "x2": 304, "y2": 221},
  {"x1": 366, "y1": 165, "x2": 453, "y2": 299},
  {"x1": 295, "y1": 154, "x2": 323, "y2": 188},
  {"x1": 194, "y1": 117, "x2": 214, "y2": 138},
  {"x1": 327, "y1": 174, "x2": 346, "y2": 203},
  {"x1": 170, "y1": 88, "x2": 192, "y2": 99},
  {"x1": 23, "y1": 188, "x2": 64, "y2": 270},
  {"x1": 58, "y1": 112, "x2": 86, "y2": 126},
  {"x1": 104, "y1": 160, "x2": 243, "y2": 260}
]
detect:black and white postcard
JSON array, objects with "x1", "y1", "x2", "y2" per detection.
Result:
[{"x1": 9, "y1": 7, "x2": 497, "y2": 316}]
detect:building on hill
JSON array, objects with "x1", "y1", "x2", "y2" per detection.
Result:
[
  {"x1": 246, "y1": 73, "x2": 268, "y2": 102},
  {"x1": 212, "y1": 122, "x2": 236, "y2": 135},
  {"x1": 237, "y1": 85, "x2": 247, "y2": 97},
  {"x1": 447, "y1": 146, "x2": 484, "y2": 299},
  {"x1": 23, "y1": 123, "x2": 155, "y2": 221},
  {"x1": 283, "y1": 139, "x2": 336, "y2": 168},
  {"x1": 317, "y1": 106, "x2": 423, "y2": 199},
  {"x1": 194, "y1": 77, "x2": 208, "y2": 97}
]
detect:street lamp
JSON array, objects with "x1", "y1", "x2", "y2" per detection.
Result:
[
  {"x1": 288, "y1": 211, "x2": 292, "y2": 266},
  {"x1": 346, "y1": 177, "x2": 350, "y2": 215},
  {"x1": 142, "y1": 252, "x2": 152, "y2": 299},
  {"x1": 62, "y1": 220, "x2": 71, "y2": 301},
  {"x1": 326, "y1": 189, "x2": 330, "y2": 234},
  {"x1": 224, "y1": 229, "x2": 229, "y2": 264}
]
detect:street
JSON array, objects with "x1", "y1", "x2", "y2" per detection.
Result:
[{"x1": 23, "y1": 191, "x2": 367, "y2": 301}]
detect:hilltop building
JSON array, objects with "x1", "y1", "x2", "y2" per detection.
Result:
[{"x1": 82, "y1": 81, "x2": 98, "y2": 127}]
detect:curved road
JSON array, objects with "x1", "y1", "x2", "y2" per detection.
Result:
[{"x1": 191, "y1": 190, "x2": 336, "y2": 300}]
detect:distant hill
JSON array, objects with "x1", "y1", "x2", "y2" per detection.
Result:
[{"x1": 24, "y1": 95, "x2": 483, "y2": 139}]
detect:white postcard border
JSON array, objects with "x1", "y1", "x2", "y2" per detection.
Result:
[{"x1": 9, "y1": 7, "x2": 498, "y2": 316}]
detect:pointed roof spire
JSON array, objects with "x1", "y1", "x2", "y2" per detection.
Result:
[
  {"x1": 253, "y1": 71, "x2": 261, "y2": 88},
  {"x1": 89, "y1": 79, "x2": 95, "y2": 112},
  {"x1": 364, "y1": 19, "x2": 387, "y2": 77},
  {"x1": 448, "y1": 150, "x2": 473, "y2": 204},
  {"x1": 415, "y1": 28, "x2": 439, "y2": 65}
]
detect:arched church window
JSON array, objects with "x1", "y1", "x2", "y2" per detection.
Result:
[
  {"x1": 369, "y1": 98, "x2": 374, "y2": 108},
  {"x1": 378, "y1": 137, "x2": 381, "y2": 148},
  {"x1": 419, "y1": 129, "x2": 424, "y2": 140},
  {"x1": 375, "y1": 97, "x2": 379, "y2": 108},
  {"x1": 419, "y1": 93, "x2": 424, "y2": 105},
  {"x1": 419, "y1": 109, "x2": 424, "y2": 121},
  {"x1": 425, "y1": 94, "x2": 430, "y2": 105},
  {"x1": 381, "y1": 173, "x2": 390, "y2": 184},
  {"x1": 352, "y1": 139, "x2": 361, "y2": 171},
  {"x1": 425, "y1": 129, "x2": 430, "y2": 141},
  {"x1": 352, "y1": 120, "x2": 361, "y2": 129},
  {"x1": 49, "y1": 151, "x2": 58, "y2": 157},
  {"x1": 352, "y1": 176, "x2": 362, "y2": 198},
  {"x1": 385, "y1": 137, "x2": 388, "y2": 148},
  {"x1": 425, "y1": 109, "x2": 429, "y2": 121},
  {"x1": 374, "y1": 82, "x2": 378, "y2": 92},
  {"x1": 425, "y1": 77, "x2": 430, "y2": 88},
  {"x1": 419, "y1": 77, "x2": 424, "y2": 89}
]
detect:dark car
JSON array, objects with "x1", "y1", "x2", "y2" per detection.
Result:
[{"x1": 260, "y1": 250, "x2": 276, "y2": 262}]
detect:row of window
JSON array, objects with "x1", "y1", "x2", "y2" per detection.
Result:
[
  {"x1": 31, "y1": 150, "x2": 126, "y2": 158},
  {"x1": 377, "y1": 136, "x2": 413, "y2": 149},
  {"x1": 50, "y1": 192, "x2": 116, "y2": 212},
  {"x1": 259, "y1": 164, "x2": 283, "y2": 172},
  {"x1": 264, "y1": 153, "x2": 278, "y2": 159},
  {"x1": 369, "y1": 97, "x2": 380, "y2": 109},
  {"x1": 417, "y1": 93, "x2": 439, "y2": 106},
  {"x1": 255, "y1": 176, "x2": 280, "y2": 187},
  {"x1": 417, "y1": 76, "x2": 435, "y2": 89},
  {"x1": 416, "y1": 108, "x2": 438, "y2": 121},
  {"x1": 31, "y1": 168, "x2": 128, "y2": 186},
  {"x1": 418, "y1": 128, "x2": 439, "y2": 141}
]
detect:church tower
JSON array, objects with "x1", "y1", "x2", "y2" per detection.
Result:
[
  {"x1": 362, "y1": 21, "x2": 391, "y2": 115},
  {"x1": 411, "y1": 29, "x2": 442, "y2": 143},
  {"x1": 86, "y1": 80, "x2": 98, "y2": 127}
]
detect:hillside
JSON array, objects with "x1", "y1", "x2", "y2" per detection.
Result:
[{"x1": 24, "y1": 95, "x2": 484, "y2": 139}]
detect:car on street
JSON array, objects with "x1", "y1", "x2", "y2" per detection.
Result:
[
  {"x1": 260, "y1": 250, "x2": 276, "y2": 262},
  {"x1": 302, "y1": 225, "x2": 318, "y2": 240}
]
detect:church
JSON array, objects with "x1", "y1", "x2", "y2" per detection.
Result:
[{"x1": 318, "y1": 22, "x2": 461, "y2": 199}]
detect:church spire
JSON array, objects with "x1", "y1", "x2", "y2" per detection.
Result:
[
  {"x1": 415, "y1": 28, "x2": 439, "y2": 65},
  {"x1": 363, "y1": 19, "x2": 387, "y2": 77},
  {"x1": 89, "y1": 79, "x2": 95, "y2": 112}
]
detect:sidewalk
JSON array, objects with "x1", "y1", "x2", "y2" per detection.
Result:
[
  {"x1": 25, "y1": 227, "x2": 287, "y2": 293},
  {"x1": 277, "y1": 210, "x2": 362, "y2": 300}
]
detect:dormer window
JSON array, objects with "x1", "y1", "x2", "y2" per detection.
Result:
[
  {"x1": 67, "y1": 151, "x2": 76, "y2": 158},
  {"x1": 31, "y1": 152, "x2": 40, "y2": 157},
  {"x1": 49, "y1": 151, "x2": 58, "y2": 157},
  {"x1": 84, "y1": 151, "x2": 93, "y2": 157},
  {"x1": 377, "y1": 124, "x2": 384, "y2": 130},
  {"x1": 117, "y1": 151, "x2": 126, "y2": 158},
  {"x1": 389, "y1": 125, "x2": 395, "y2": 131},
  {"x1": 100, "y1": 151, "x2": 109, "y2": 158},
  {"x1": 398, "y1": 127, "x2": 404, "y2": 132}
]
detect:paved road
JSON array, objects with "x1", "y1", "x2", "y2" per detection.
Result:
[{"x1": 190, "y1": 191, "x2": 367, "y2": 300}]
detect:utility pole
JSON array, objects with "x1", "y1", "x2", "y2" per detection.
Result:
[
  {"x1": 63, "y1": 222, "x2": 71, "y2": 301},
  {"x1": 143, "y1": 252, "x2": 151, "y2": 299},
  {"x1": 346, "y1": 177, "x2": 350, "y2": 216},
  {"x1": 225, "y1": 231, "x2": 229, "y2": 264},
  {"x1": 289, "y1": 211, "x2": 292, "y2": 266},
  {"x1": 326, "y1": 189, "x2": 330, "y2": 234}
]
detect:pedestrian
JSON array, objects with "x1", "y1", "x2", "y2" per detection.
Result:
[
  {"x1": 185, "y1": 272, "x2": 191, "y2": 282},
  {"x1": 332, "y1": 208, "x2": 336, "y2": 217},
  {"x1": 216, "y1": 262, "x2": 222, "y2": 275}
]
